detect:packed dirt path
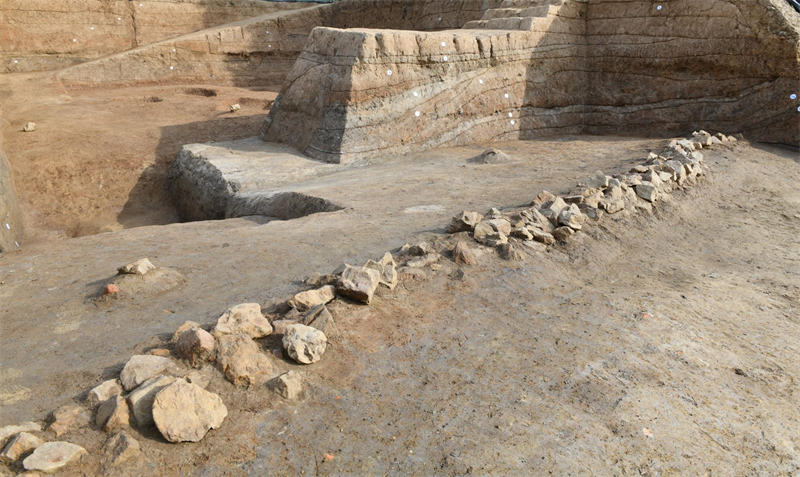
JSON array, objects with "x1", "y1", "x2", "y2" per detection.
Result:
[
  {"x1": 1, "y1": 140, "x2": 798, "y2": 475},
  {"x1": 0, "y1": 72, "x2": 278, "y2": 240}
]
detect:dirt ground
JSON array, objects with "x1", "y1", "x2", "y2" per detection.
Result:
[
  {"x1": 1, "y1": 132, "x2": 799, "y2": 476},
  {"x1": 0, "y1": 72, "x2": 279, "y2": 241},
  {"x1": 1, "y1": 68, "x2": 800, "y2": 476}
]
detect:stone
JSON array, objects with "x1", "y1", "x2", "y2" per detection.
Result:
[
  {"x1": 103, "y1": 431, "x2": 140, "y2": 467},
  {"x1": 715, "y1": 132, "x2": 728, "y2": 141},
  {"x1": 599, "y1": 199, "x2": 625, "y2": 214},
  {"x1": 657, "y1": 171, "x2": 672, "y2": 182},
  {"x1": 229, "y1": 103, "x2": 241, "y2": 112},
  {"x1": 22, "y1": 122, "x2": 36, "y2": 132},
  {"x1": 583, "y1": 170, "x2": 609, "y2": 189},
  {"x1": 531, "y1": 190, "x2": 557, "y2": 207},
  {"x1": 364, "y1": 256, "x2": 397, "y2": 290},
  {"x1": 641, "y1": 170, "x2": 662, "y2": 187},
  {"x1": 86, "y1": 379, "x2": 122, "y2": 408},
  {"x1": 662, "y1": 160, "x2": 686, "y2": 183},
  {"x1": 0, "y1": 432, "x2": 43, "y2": 463},
  {"x1": 557, "y1": 204, "x2": 586, "y2": 231},
  {"x1": 630, "y1": 165, "x2": 649, "y2": 173},
  {"x1": 398, "y1": 267, "x2": 428, "y2": 281},
  {"x1": 176, "y1": 328, "x2": 216, "y2": 368},
  {"x1": 0, "y1": 423, "x2": 41, "y2": 448},
  {"x1": 540, "y1": 197, "x2": 568, "y2": 223},
  {"x1": 170, "y1": 320, "x2": 200, "y2": 343},
  {"x1": 448, "y1": 211, "x2": 483, "y2": 233},
  {"x1": 408, "y1": 242, "x2": 434, "y2": 256},
  {"x1": 127, "y1": 375, "x2": 176, "y2": 427},
  {"x1": 710, "y1": 136, "x2": 722, "y2": 145},
  {"x1": 305, "y1": 273, "x2": 339, "y2": 288},
  {"x1": 23, "y1": 442, "x2": 87, "y2": 473},
  {"x1": 525, "y1": 208, "x2": 555, "y2": 232},
  {"x1": 677, "y1": 138, "x2": 695, "y2": 151},
  {"x1": 472, "y1": 221, "x2": 494, "y2": 242},
  {"x1": 578, "y1": 203, "x2": 604, "y2": 221},
  {"x1": 95, "y1": 395, "x2": 129, "y2": 432},
  {"x1": 485, "y1": 218, "x2": 512, "y2": 236},
  {"x1": 406, "y1": 253, "x2": 440, "y2": 268},
  {"x1": 152, "y1": 380, "x2": 227, "y2": 443},
  {"x1": 103, "y1": 283, "x2": 119, "y2": 295},
  {"x1": 605, "y1": 185, "x2": 623, "y2": 200},
  {"x1": 283, "y1": 324, "x2": 327, "y2": 365},
  {"x1": 635, "y1": 182, "x2": 658, "y2": 202},
  {"x1": 486, "y1": 207, "x2": 503, "y2": 219},
  {"x1": 302, "y1": 305, "x2": 337, "y2": 337},
  {"x1": 148, "y1": 348, "x2": 171, "y2": 357},
  {"x1": 184, "y1": 366, "x2": 214, "y2": 389},
  {"x1": 117, "y1": 258, "x2": 155, "y2": 275},
  {"x1": 498, "y1": 243, "x2": 522, "y2": 261},
  {"x1": 213, "y1": 303, "x2": 272, "y2": 339},
  {"x1": 624, "y1": 174, "x2": 642, "y2": 186},
  {"x1": 552, "y1": 226, "x2": 575, "y2": 241},
  {"x1": 529, "y1": 228, "x2": 555, "y2": 245},
  {"x1": 270, "y1": 319, "x2": 299, "y2": 335},
  {"x1": 581, "y1": 188, "x2": 604, "y2": 208},
  {"x1": 120, "y1": 355, "x2": 177, "y2": 391},
  {"x1": 293, "y1": 285, "x2": 336, "y2": 312},
  {"x1": 216, "y1": 334, "x2": 274, "y2": 387},
  {"x1": 269, "y1": 371, "x2": 303, "y2": 400},
  {"x1": 47, "y1": 405, "x2": 89, "y2": 437},
  {"x1": 336, "y1": 265, "x2": 381, "y2": 304},
  {"x1": 452, "y1": 242, "x2": 477, "y2": 265}
]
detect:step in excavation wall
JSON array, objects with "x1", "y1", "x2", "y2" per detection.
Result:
[
  {"x1": 55, "y1": 0, "x2": 496, "y2": 87},
  {"x1": 0, "y1": 0, "x2": 310, "y2": 73},
  {"x1": 260, "y1": 0, "x2": 799, "y2": 160},
  {"x1": 0, "y1": 125, "x2": 23, "y2": 253}
]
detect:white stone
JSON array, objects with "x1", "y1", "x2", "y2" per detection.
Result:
[
  {"x1": 152, "y1": 380, "x2": 227, "y2": 443},
  {"x1": 117, "y1": 258, "x2": 155, "y2": 275},
  {"x1": 283, "y1": 324, "x2": 327, "y2": 364},
  {"x1": 120, "y1": 355, "x2": 176, "y2": 391},
  {"x1": 213, "y1": 303, "x2": 272, "y2": 338},
  {"x1": 23, "y1": 442, "x2": 87, "y2": 473}
]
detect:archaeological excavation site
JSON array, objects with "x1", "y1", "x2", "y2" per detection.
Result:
[{"x1": 1, "y1": 0, "x2": 799, "y2": 474}]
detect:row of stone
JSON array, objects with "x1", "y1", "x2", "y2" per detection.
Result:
[{"x1": 448, "y1": 130, "x2": 734, "y2": 257}]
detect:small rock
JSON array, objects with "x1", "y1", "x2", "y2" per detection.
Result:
[
  {"x1": 582, "y1": 170, "x2": 609, "y2": 189},
  {"x1": 452, "y1": 242, "x2": 477, "y2": 265},
  {"x1": 485, "y1": 218, "x2": 512, "y2": 236},
  {"x1": 95, "y1": 395, "x2": 130, "y2": 432},
  {"x1": 398, "y1": 267, "x2": 428, "y2": 281},
  {"x1": 103, "y1": 431, "x2": 140, "y2": 467},
  {"x1": 270, "y1": 319, "x2": 298, "y2": 336},
  {"x1": 364, "y1": 256, "x2": 398, "y2": 290},
  {"x1": 336, "y1": 265, "x2": 381, "y2": 304},
  {"x1": 408, "y1": 242, "x2": 434, "y2": 256},
  {"x1": 578, "y1": 203, "x2": 603, "y2": 221},
  {"x1": 304, "y1": 273, "x2": 339, "y2": 288},
  {"x1": 170, "y1": 321, "x2": 200, "y2": 343},
  {"x1": 48, "y1": 405, "x2": 89, "y2": 437},
  {"x1": 539, "y1": 197, "x2": 568, "y2": 223},
  {"x1": 229, "y1": 103, "x2": 241, "y2": 112},
  {"x1": 406, "y1": 253, "x2": 440, "y2": 268},
  {"x1": 557, "y1": 204, "x2": 586, "y2": 231},
  {"x1": 176, "y1": 328, "x2": 216, "y2": 367},
  {"x1": 293, "y1": 285, "x2": 336, "y2": 312},
  {"x1": 120, "y1": 355, "x2": 177, "y2": 391},
  {"x1": 715, "y1": 132, "x2": 728, "y2": 141},
  {"x1": 524, "y1": 208, "x2": 555, "y2": 232},
  {"x1": 552, "y1": 226, "x2": 575, "y2": 241},
  {"x1": 283, "y1": 324, "x2": 327, "y2": 365},
  {"x1": 635, "y1": 182, "x2": 658, "y2": 202},
  {"x1": 184, "y1": 366, "x2": 214, "y2": 389},
  {"x1": 302, "y1": 305, "x2": 337, "y2": 337},
  {"x1": 448, "y1": 211, "x2": 483, "y2": 233},
  {"x1": 0, "y1": 423, "x2": 41, "y2": 448},
  {"x1": 23, "y1": 442, "x2": 87, "y2": 473},
  {"x1": 213, "y1": 303, "x2": 272, "y2": 339},
  {"x1": 529, "y1": 228, "x2": 555, "y2": 245},
  {"x1": 86, "y1": 380, "x2": 123, "y2": 408},
  {"x1": 0, "y1": 432, "x2": 43, "y2": 463},
  {"x1": 22, "y1": 122, "x2": 36, "y2": 132},
  {"x1": 269, "y1": 371, "x2": 303, "y2": 400},
  {"x1": 127, "y1": 375, "x2": 176, "y2": 427},
  {"x1": 103, "y1": 284, "x2": 119, "y2": 295},
  {"x1": 486, "y1": 207, "x2": 503, "y2": 219},
  {"x1": 117, "y1": 258, "x2": 155, "y2": 276},
  {"x1": 599, "y1": 199, "x2": 625, "y2": 214},
  {"x1": 152, "y1": 380, "x2": 227, "y2": 443},
  {"x1": 498, "y1": 243, "x2": 522, "y2": 261},
  {"x1": 641, "y1": 170, "x2": 662, "y2": 187},
  {"x1": 530, "y1": 190, "x2": 557, "y2": 206},
  {"x1": 216, "y1": 334, "x2": 275, "y2": 387},
  {"x1": 657, "y1": 171, "x2": 672, "y2": 182}
]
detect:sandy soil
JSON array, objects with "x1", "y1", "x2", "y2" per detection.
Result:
[
  {"x1": 0, "y1": 72, "x2": 279, "y2": 240},
  {"x1": 1, "y1": 137, "x2": 799, "y2": 475}
]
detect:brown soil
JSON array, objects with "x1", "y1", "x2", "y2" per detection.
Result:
[{"x1": 0, "y1": 72, "x2": 279, "y2": 241}]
